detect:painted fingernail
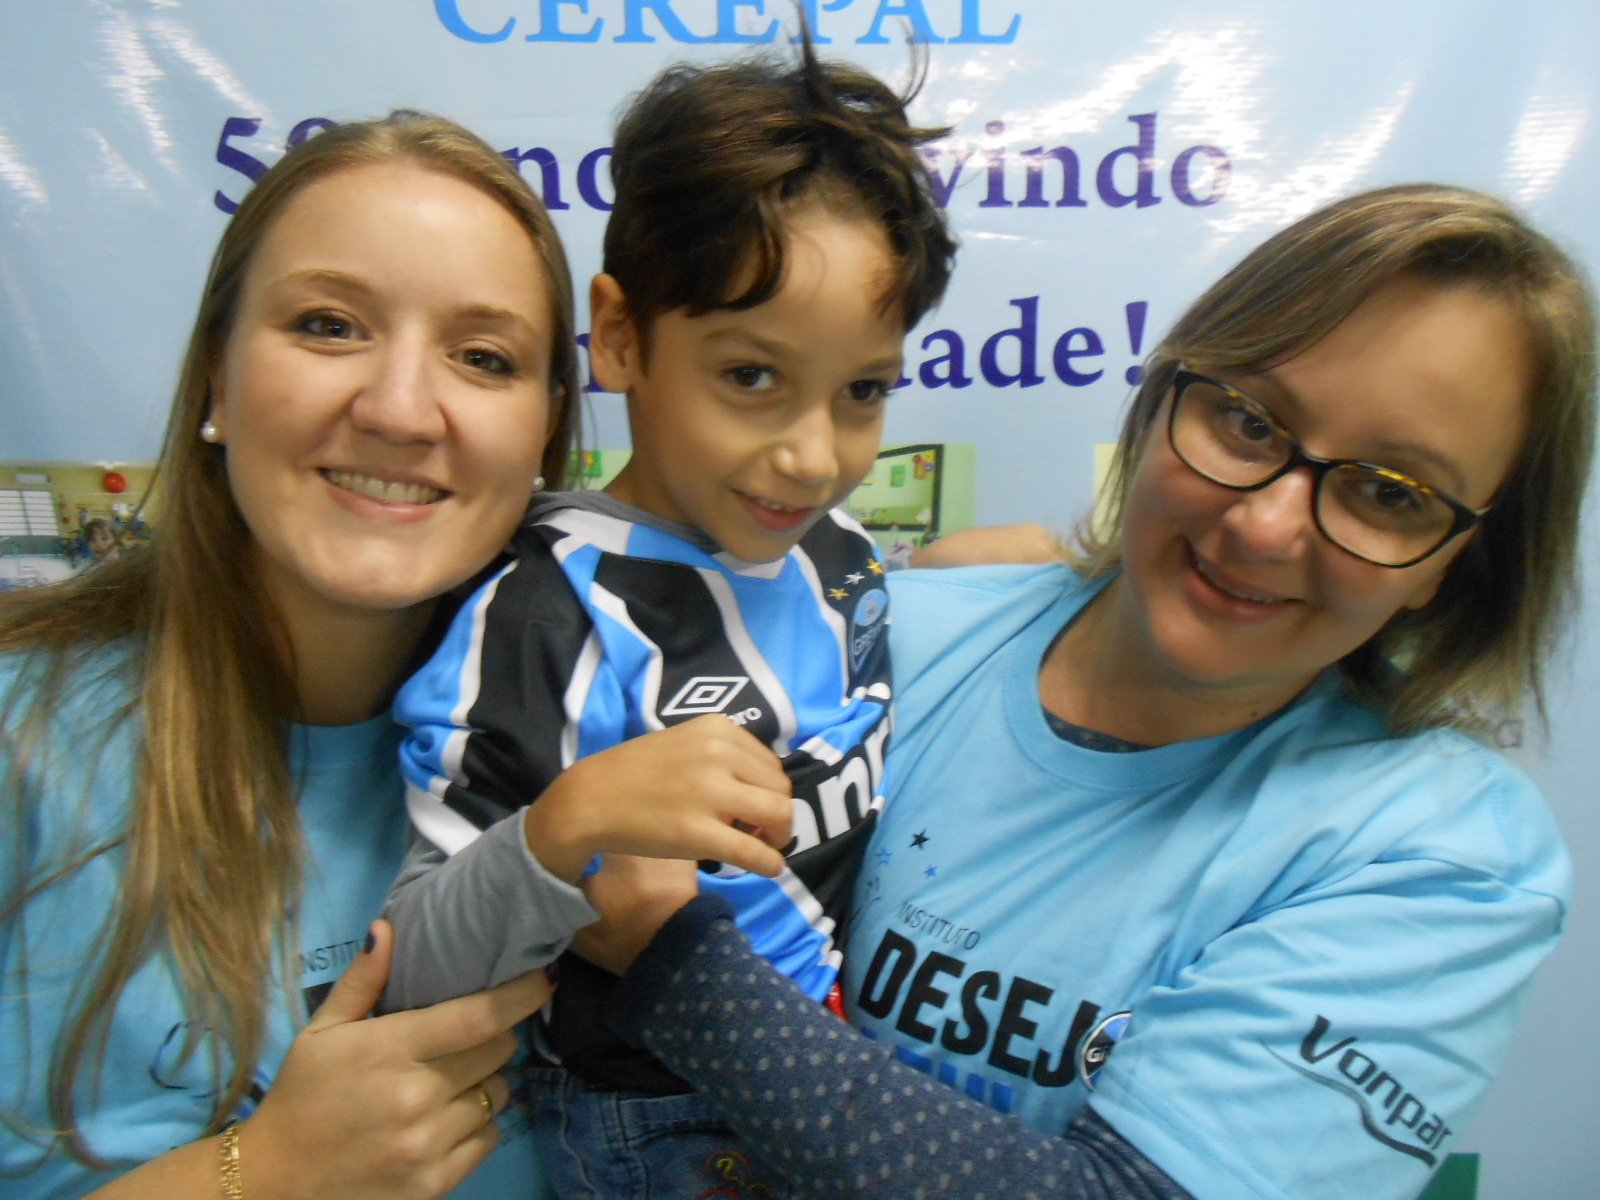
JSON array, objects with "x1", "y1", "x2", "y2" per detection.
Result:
[{"x1": 363, "y1": 926, "x2": 377, "y2": 955}]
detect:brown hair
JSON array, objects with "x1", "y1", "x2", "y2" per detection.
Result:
[
  {"x1": 0, "y1": 111, "x2": 578, "y2": 1168},
  {"x1": 1075, "y1": 184, "x2": 1596, "y2": 733},
  {"x1": 602, "y1": 37, "x2": 956, "y2": 339}
]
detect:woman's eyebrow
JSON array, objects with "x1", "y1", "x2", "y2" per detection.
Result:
[
  {"x1": 1365, "y1": 438, "x2": 1469, "y2": 494},
  {"x1": 452, "y1": 303, "x2": 540, "y2": 338},
  {"x1": 1255, "y1": 372, "x2": 1470, "y2": 493},
  {"x1": 269, "y1": 267, "x2": 371, "y2": 295},
  {"x1": 264, "y1": 273, "x2": 539, "y2": 337}
]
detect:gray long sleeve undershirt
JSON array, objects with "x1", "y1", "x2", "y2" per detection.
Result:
[{"x1": 378, "y1": 811, "x2": 599, "y2": 1012}]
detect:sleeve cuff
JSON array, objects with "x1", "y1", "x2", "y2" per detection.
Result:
[
  {"x1": 606, "y1": 893, "x2": 737, "y2": 1045},
  {"x1": 505, "y1": 816, "x2": 599, "y2": 913}
]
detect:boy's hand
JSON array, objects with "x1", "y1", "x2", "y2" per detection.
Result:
[
  {"x1": 570, "y1": 853, "x2": 699, "y2": 975},
  {"x1": 524, "y1": 715, "x2": 793, "y2": 884}
]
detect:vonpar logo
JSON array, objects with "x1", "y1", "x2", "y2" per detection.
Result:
[{"x1": 1272, "y1": 1015, "x2": 1454, "y2": 1166}]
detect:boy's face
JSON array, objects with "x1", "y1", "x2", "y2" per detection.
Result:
[{"x1": 593, "y1": 205, "x2": 904, "y2": 563}]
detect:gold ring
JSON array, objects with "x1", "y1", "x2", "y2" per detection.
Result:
[{"x1": 476, "y1": 1086, "x2": 494, "y2": 1126}]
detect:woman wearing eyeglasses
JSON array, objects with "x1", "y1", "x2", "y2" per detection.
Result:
[{"x1": 575, "y1": 184, "x2": 1595, "y2": 1200}]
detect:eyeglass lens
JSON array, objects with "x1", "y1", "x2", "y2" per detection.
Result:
[{"x1": 1172, "y1": 378, "x2": 1459, "y2": 566}]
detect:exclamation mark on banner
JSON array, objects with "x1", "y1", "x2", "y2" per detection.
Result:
[{"x1": 1124, "y1": 301, "x2": 1148, "y2": 385}]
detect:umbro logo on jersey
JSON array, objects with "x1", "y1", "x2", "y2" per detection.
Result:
[
  {"x1": 661, "y1": 676, "x2": 751, "y2": 716},
  {"x1": 1271, "y1": 1015, "x2": 1454, "y2": 1165}
]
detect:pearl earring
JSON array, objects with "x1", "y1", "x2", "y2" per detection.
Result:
[
  {"x1": 199, "y1": 420, "x2": 221, "y2": 444},
  {"x1": 532, "y1": 476, "x2": 546, "y2": 491}
]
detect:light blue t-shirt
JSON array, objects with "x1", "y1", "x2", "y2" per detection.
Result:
[
  {"x1": 0, "y1": 647, "x2": 549, "y2": 1199},
  {"x1": 845, "y1": 565, "x2": 1570, "y2": 1200}
]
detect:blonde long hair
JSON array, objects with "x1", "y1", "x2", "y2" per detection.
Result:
[
  {"x1": 0, "y1": 111, "x2": 577, "y2": 1167},
  {"x1": 1075, "y1": 184, "x2": 1596, "y2": 733}
]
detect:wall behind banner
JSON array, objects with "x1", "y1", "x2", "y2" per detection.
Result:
[{"x1": 2, "y1": 2, "x2": 1596, "y2": 1195}]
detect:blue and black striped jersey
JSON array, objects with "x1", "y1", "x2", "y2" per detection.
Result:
[{"x1": 395, "y1": 492, "x2": 892, "y2": 1091}]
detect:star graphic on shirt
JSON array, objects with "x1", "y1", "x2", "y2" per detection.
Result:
[
  {"x1": 828, "y1": 587, "x2": 849, "y2": 600},
  {"x1": 845, "y1": 572, "x2": 864, "y2": 585},
  {"x1": 924, "y1": 865, "x2": 939, "y2": 879},
  {"x1": 868, "y1": 559, "x2": 885, "y2": 575},
  {"x1": 875, "y1": 847, "x2": 892, "y2": 866},
  {"x1": 910, "y1": 830, "x2": 929, "y2": 849}
]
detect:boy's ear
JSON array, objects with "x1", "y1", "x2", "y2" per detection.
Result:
[{"x1": 588, "y1": 273, "x2": 639, "y2": 394}]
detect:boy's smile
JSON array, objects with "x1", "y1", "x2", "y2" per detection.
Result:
[
  {"x1": 591, "y1": 201, "x2": 905, "y2": 563},
  {"x1": 735, "y1": 489, "x2": 816, "y2": 534}
]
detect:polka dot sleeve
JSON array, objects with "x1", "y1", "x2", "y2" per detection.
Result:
[{"x1": 608, "y1": 896, "x2": 1195, "y2": 1200}]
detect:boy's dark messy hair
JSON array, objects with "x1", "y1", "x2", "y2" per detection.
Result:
[{"x1": 603, "y1": 36, "x2": 957, "y2": 340}]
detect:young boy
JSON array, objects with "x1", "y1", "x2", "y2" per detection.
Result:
[{"x1": 383, "y1": 43, "x2": 955, "y2": 1196}]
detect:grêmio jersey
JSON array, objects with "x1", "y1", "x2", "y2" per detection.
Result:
[
  {"x1": 395, "y1": 492, "x2": 892, "y2": 1092},
  {"x1": 844, "y1": 564, "x2": 1569, "y2": 1200}
]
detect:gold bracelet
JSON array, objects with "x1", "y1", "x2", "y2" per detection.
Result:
[{"x1": 219, "y1": 1121, "x2": 243, "y2": 1200}]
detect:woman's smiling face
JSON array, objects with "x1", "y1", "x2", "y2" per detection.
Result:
[
  {"x1": 1113, "y1": 275, "x2": 1533, "y2": 711},
  {"x1": 209, "y1": 162, "x2": 554, "y2": 619}
]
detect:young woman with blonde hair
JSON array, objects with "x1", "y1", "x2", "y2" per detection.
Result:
[{"x1": 0, "y1": 111, "x2": 582, "y2": 1199}]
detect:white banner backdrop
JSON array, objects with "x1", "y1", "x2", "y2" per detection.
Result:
[{"x1": 2, "y1": 4, "x2": 1596, "y2": 1196}]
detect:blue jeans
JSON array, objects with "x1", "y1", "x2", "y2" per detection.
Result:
[{"x1": 522, "y1": 1069, "x2": 789, "y2": 1200}]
